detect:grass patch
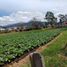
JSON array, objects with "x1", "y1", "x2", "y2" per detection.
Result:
[{"x1": 42, "y1": 31, "x2": 67, "y2": 67}]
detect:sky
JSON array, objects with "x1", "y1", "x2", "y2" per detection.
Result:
[{"x1": 0, "y1": 0, "x2": 67, "y2": 26}]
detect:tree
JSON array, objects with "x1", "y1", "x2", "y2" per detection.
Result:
[
  {"x1": 29, "y1": 17, "x2": 45, "y2": 29},
  {"x1": 64, "y1": 15, "x2": 67, "y2": 22},
  {"x1": 45, "y1": 11, "x2": 56, "y2": 27},
  {"x1": 58, "y1": 14, "x2": 65, "y2": 27}
]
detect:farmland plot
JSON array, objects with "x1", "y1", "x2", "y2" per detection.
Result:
[{"x1": 0, "y1": 29, "x2": 63, "y2": 65}]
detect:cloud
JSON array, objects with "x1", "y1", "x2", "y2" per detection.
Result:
[
  {"x1": 0, "y1": 11, "x2": 45, "y2": 26},
  {"x1": 10, "y1": 11, "x2": 45, "y2": 22},
  {"x1": 0, "y1": 16, "x2": 15, "y2": 26},
  {"x1": 0, "y1": 10, "x2": 67, "y2": 26},
  {"x1": 0, "y1": 0, "x2": 67, "y2": 25},
  {"x1": 0, "y1": 0, "x2": 67, "y2": 13}
]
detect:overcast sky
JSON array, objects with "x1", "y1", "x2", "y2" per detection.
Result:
[{"x1": 0, "y1": 0, "x2": 67, "y2": 26}]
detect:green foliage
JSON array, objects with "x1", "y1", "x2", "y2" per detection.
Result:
[
  {"x1": 42, "y1": 30, "x2": 67, "y2": 67},
  {"x1": 0, "y1": 29, "x2": 62, "y2": 65},
  {"x1": 45, "y1": 11, "x2": 54, "y2": 19},
  {"x1": 45, "y1": 11, "x2": 56, "y2": 27}
]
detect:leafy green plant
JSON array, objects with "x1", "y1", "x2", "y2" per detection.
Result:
[{"x1": 0, "y1": 29, "x2": 63, "y2": 65}]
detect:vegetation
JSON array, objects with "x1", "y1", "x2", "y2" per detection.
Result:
[
  {"x1": 21, "y1": 28, "x2": 67, "y2": 67},
  {"x1": 42, "y1": 30, "x2": 67, "y2": 67},
  {"x1": 0, "y1": 29, "x2": 62, "y2": 65},
  {"x1": 45, "y1": 11, "x2": 57, "y2": 27},
  {"x1": 61, "y1": 43, "x2": 67, "y2": 56}
]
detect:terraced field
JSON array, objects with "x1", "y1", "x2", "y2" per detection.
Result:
[{"x1": 0, "y1": 29, "x2": 63, "y2": 65}]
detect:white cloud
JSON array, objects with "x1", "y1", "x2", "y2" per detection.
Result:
[
  {"x1": 10, "y1": 11, "x2": 45, "y2": 22},
  {"x1": 0, "y1": 10, "x2": 67, "y2": 26},
  {"x1": 0, "y1": 16, "x2": 15, "y2": 26},
  {"x1": 0, "y1": 0, "x2": 67, "y2": 25},
  {"x1": 0, "y1": 0, "x2": 67, "y2": 13},
  {"x1": 0, "y1": 11, "x2": 45, "y2": 26}
]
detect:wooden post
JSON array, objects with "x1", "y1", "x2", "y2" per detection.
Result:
[{"x1": 30, "y1": 52, "x2": 45, "y2": 67}]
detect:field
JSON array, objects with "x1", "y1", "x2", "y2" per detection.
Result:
[
  {"x1": 0, "y1": 28, "x2": 64, "y2": 65},
  {"x1": 20, "y1": 28, "x2": 67, "y2": 67}
]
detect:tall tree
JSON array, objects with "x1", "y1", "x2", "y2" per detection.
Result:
[
  {"x1": 45, "y1": 11, "x2": 56, "y2": 27},
  {"x1": 58, "y1": 14, "x2": 65, "y2": 27}
]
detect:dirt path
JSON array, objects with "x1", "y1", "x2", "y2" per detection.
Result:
[{"x1": 3, "y1": 33, "x2": 62, "y2": 67}]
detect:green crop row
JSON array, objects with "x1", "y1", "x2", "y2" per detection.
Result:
[{"x1": 0, "y1": 29, "x2": 63, "y2": 65}]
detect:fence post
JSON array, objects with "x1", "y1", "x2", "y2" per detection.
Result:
[{"x1": 29, "y1": 52, "x2": 45, "y2": 67}]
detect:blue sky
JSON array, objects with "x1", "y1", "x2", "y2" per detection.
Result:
[{"x1": 0, "y1": 0, "x2": 67, "y2": 26}]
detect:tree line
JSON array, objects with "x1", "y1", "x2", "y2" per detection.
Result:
[
  {"x1": 45, "y1": 11, "x2": 67, "y2": 28},
  {"x1": 31, "y1": 11, "x2": 67, "y2": 28}
]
